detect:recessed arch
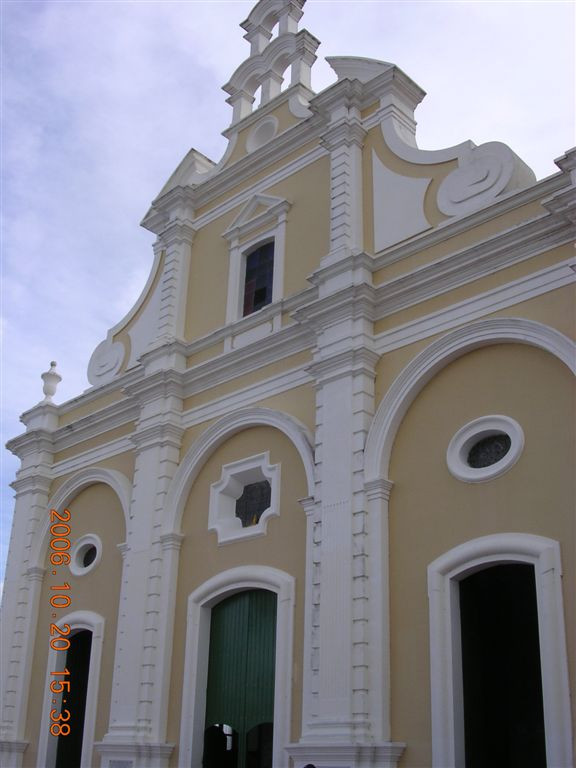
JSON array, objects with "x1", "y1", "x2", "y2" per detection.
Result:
[
  {"x1": 179, "y1": 566, "x2": 295, "y2": 768},
  {"x1": 163, "y1": 406, "x2": 315, "y2": 536},
  {"x1": 365, "y1": 318, "x2": 576, "y2": 482},
  {"x1": 30, "y1": 467, "x2": 131, "y2": 571}
]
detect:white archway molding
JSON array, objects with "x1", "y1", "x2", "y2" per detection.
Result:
[
  {"x1": 179, "y1": 566, "x2": 295, "y2": 768},
  {"x1": 428, "y1": 534, "x2": 573, "y2": 768},
  {"x1": 364, "y1": 318, "x2": 576, "y2": 482},
  {"x1": 37, "y1": 610, "x2": 105, "y2": 768},
  {"x1": 163, "y1": 406, "x2": 315, "y2": 536},
  {"x1": 30, "y1": 467, "x2": 132, "y2": 571}
]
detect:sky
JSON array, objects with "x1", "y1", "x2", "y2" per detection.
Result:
[{"x1": 1, "y1": 0, "x2": 575, "y2": 586}]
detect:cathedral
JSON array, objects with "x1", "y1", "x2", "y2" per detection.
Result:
[{"x1": 2, "y1": 1, "x2": 574, "y2": 766}]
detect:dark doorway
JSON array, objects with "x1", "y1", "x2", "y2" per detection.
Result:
[
  {"x1": 459, "y1": 564, "x2": 546, "y2": 767},
  {"x1": 55, "y1": 629, "x2": 92, "y2": 768}
]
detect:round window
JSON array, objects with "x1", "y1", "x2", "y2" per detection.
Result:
[
  {"x1": 447, "y1": 416, "x2": 524, "y2": 483},
  {"x1": 69, "y1": 534, "x2": 102, "y2": 575}
]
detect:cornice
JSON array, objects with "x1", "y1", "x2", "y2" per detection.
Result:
[
  {"x1": 51, "y1": 398, "x2": 140, "y2": 454},
  {"x1": 293, "y1": 282, "x2": 377, "y2": 330},
  {"x1": 123, "y1": 368, "x2": 185, "y2": 403},
  {"x1": 306, "y1": 347, "x2": 379, "y2": 385},
  {"x1": 307, "y1": 250, "x2": 374, "y2": 287},
  {"x1": 57, "y1": 366, "x2": 143, "y2": 416},
  {"x1": 185, "y1": 115, "x2": 327, "y2": 215},
  {"x1": 159, "y1": 218, "x2": 197, "y2": 247},
  {"x1": 373, "y1": 212, "x2": 576, "y2": 321},
  {"x1": 311, "y1": 77, "x2": 366, "y2": 117},
  {"x1": 182, "y1": 322, "x2": 312, "y2": 397},
  {"x1": 10, "y1": 470, "x2": 52, "y2": 495},
  {"x1": 131, "y1": 420, "x2": 184, "y2": 452},
  {"x1": 542, "y1": 186, "x2": 576, "y2": 224},
  {"x1": 5, "y1": 429, "x2": 56, "y2": 460},
  {"x1": 320, "y1": 119, "x2": 366, "y2": 151},
  {"x1": 373, "y1": 171, "x2": 571, "y2": 270}
]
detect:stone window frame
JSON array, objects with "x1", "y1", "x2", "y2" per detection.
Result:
[
  {"x1": 446, "y1": 414, "x2": 524, "y2": 483},
  {"x1": 208, "y1": 452, "x2": 280, "y2": 544},
  {"x1": 222, "y1": 195, "x2": 290, "y2": 351},
  {"x1": 69, "y1": 533, "x2": 103, "y2": 576}
]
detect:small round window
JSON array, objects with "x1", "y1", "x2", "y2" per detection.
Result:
[
  {"x1": 69, "y1": 534, "x2": 102, "y2": 576},
  {"x1": 447, "y1": 416, "x2": 524, "y2": 483}
]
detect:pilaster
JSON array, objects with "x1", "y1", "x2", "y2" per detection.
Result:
[
  {"x1": 100, "y1": 370, "x2": 184, "y2": 764},
  {"x1": 2, "y1": 404, "x2": 57, "y2": 752},
  {"x1": 154, "y1": 213, "x2": 196, "y2": 345},
  {"x1": 317, "y1": 81, "x2": 367, "y2": 266}
]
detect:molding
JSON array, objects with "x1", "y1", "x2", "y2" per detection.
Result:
[
  {"x1": 182, "y1": 323, "x2": 312, "y2": 397},
  {"x1": 428, "y1": 534, "x2": 573, "y2": 768},
  {"x1": 182, "y1": 366, "x2": 311, "y2": 429},
  {"x1": 95, "y1": 741, "x2": 174, "y2": 768},
  {"x1": 179, "y1": 566, "x2": 295, "y2": 768},
  {"x1": 208, "y1": 452, "x2": 280, "y2": 544},
  {"x1": 373, "y1": 171, "x2": 571, "y2": 270},
  {"x1": 374, "y1": 258, "x2": 576, "y2": 355},
  {"x1": 51, "y1": 435, "x2": 133, "y2": 478},
  {"x1": 373, "y1": 216, "x2": 575, "y2": 321},
  {"x1": 0, "y1": 740, "x2": 28, "y2": 768},
  {"x1": 285, "y1": 742, "x2": 406, "y2": 767},
  {"x1": 69, "y1": 534, "x2": 103, "y2": 577},
  {"x1": 29, "y1": 467, "x2": 132, "y2": 571},
  {"x1": 446, "y1": 414, "x2": 524, "y2": 483},
  {"x1": 365, "y1": 318, "x2": 576, "y2": 481},
  {"x1": 163, "y1": 406, "x2": 315, "y2": 536}
]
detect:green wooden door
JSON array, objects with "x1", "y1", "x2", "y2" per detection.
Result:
[{"x1": 203, "y1": 589, "x2": 277, "y2": 768}]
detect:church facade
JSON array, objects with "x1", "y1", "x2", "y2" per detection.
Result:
[{"x1": 2, "y1": 2, "x2": 574, "y2": 767}]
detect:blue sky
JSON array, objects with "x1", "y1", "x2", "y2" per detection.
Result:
[{"x1": 1, "y1": 0, "x2": 574, "y2": 586}]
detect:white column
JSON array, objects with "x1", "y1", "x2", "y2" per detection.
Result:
[
  {"x1": 154, "y1": 218, "x2": 196, "y2": 345},
  {"x1": 98, "y1": 371, "x2": 183, "y2": 767},
  {"x1": 2, "y1": 404, "x2": 57, "y2": 767}
]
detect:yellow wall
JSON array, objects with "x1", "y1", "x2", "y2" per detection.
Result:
[{"x1": 387, "y1": 344, "x2": 575, "y2": 767}]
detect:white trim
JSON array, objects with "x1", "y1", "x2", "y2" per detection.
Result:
[
  {"x1": 365, "y1": 318, "x2": 576, "y2": 482},
  {"x1": 446, "y1": 415, "x2": 524, "y2": 483},
  {"x1": 69, "y1": 534, "x2": 103, "y2": 576},
  {"x1": 37, "y1": 611, "x2": 105, "y2": 768},
  {"x1": 208, "y1": 451, "x2": 280, "y2": 543},
  {"x1": 51, "y1": 436, "x2": 134, "y2": 478},
  {"x1": 183, "y1": 366, "x2": 311, "y2": 428},
  {"x1": 374, "y1": 258, "x2": 576, "y2": 355},
  {"x1": 427, "y1": 534, "x2": 573, "y2": 768},
  {"x1": 163, "y1": 407, "x2": 315, "y2": 536},
  {"x1": 30, "y1": 468, "x2": 132, "y2": 570},
  {"x1": 178, "y1": 566, "x2": 295, "y2": 768}
]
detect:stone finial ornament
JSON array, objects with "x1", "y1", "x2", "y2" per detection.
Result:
[{"x1": 41, "y1": 361, "x2": 62, "y2": 403}]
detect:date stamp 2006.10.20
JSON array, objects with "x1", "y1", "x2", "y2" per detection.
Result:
[{"x1": 46, "y1": 507, "x2": 74, "y2": 739}]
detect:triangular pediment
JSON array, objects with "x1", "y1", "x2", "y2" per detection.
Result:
[{"x1": 223, "y1": 193, "x2": 291, "y2": 241}]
